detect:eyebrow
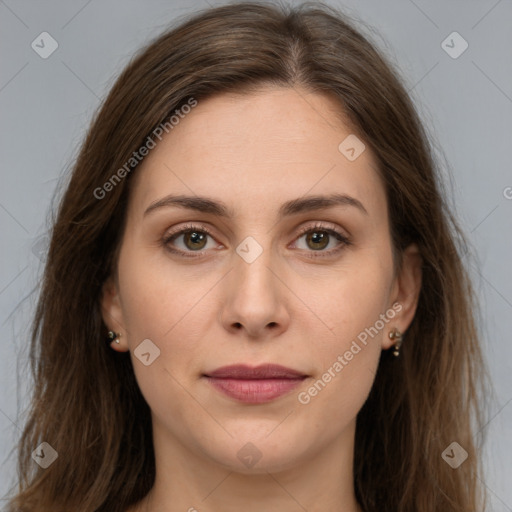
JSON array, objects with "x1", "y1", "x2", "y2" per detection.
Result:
[{"x1": 143, "y1": 193, "x2": 368, "y2": 219}]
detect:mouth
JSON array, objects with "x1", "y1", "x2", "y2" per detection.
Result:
[{"x1": 203, "y1": 364, "x2": 308, "y2": 404}]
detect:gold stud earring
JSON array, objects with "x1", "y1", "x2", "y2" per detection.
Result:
[
  {"x1": 388, "y1": 328, "x2": 402, "y2": 357},
  {"x1": 107, "y1": 331, "x2": 121, "y2": 344}
]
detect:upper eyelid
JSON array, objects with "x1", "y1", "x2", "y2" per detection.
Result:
[
  {"x1": 165, "y1": 221, "x2": 345, "y2": 238},
  {"x1": 295, "y1": 221, "x2": 347, "y2": 236}
]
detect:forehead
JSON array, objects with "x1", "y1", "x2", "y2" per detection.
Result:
[{"x1": 129, "y1": 87, "x2": 386, "y2": 220}]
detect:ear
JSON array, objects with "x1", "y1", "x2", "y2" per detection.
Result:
[
  {"x1": 100, "y1": 275, "x2": 129, "y2": 352},
  {"x1": 382, "y1": 243, "x2": 423, "y2": 350}
]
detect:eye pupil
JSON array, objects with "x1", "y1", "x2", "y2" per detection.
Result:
[
  {"x1": 307, "y1": 231, "x2": 329, "y2": 250},
  {"x1": 185, "y1": 231, "x2": 207, "y2": 250}
]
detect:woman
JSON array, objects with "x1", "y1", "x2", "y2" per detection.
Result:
[{"x1": 7, "y1": 2, "x2": 488, "y2": 511}]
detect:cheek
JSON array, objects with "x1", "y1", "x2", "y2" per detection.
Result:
[
  {"x1": 116, "y1": 243, "x2": 215, "y2": 394},
  {"x1": 116, "y1": 246, "x2": 211, "y2": 433},
  {"x1": 117, "y1": 240, "x2": 210, "y2": 339},
  {"x1": 304, "y1": 252, "x2": 393, "y2": 348},
  {"x1": 295, "y1": 256, "x2": 393, "y2": 420}
]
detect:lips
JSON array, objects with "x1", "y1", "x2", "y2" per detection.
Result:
[
  {"x1": 203, "y1": 364, "x2": 308, "y2": 404},
  {"x1": 205, "y1": 364, "x2": 306, "y2": 379}
]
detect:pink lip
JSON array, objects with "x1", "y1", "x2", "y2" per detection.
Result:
[{"x1": 204, "y1": 364, "x2": 307, "y2": 404}]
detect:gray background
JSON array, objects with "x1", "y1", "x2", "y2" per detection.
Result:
[{"x1": 0, "y1": 0, "x2": 511, "y2": 509}]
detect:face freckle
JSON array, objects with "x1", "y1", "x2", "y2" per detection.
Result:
[{"x1": 103, "y1": 86, "x2": 401, "y2": 478}]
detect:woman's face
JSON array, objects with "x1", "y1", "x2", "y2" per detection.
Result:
[{"x1": 102, "y1": 87, "x2": 420, "y2": 474}]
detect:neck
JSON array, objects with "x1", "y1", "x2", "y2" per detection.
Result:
[{"x1": 132, "y1": 419, "x2": 363, "y2": 512}]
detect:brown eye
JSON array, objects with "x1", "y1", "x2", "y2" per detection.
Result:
[
  {"x1": 162, "y1": 223, "x2": 218, "y2": 257},
  {"x1": 293, "y1": 223, "x2": 351, "y2": 258},
  {"x1": 305, "y1": 230, "x2": 330, "y2": 250},
  {"x1": 182, "y1": 230, "x2": 208, "y2": 250}
]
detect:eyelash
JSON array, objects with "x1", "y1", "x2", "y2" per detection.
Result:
[{"x1": 162, "y1": 222, "x2": 351, "y2": 259}]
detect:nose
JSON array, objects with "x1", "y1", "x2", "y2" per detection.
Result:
[{"x1": 219, "y1": 244, "x2": 290, "y2": 339}]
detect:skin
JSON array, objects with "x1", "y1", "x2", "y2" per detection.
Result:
[{"x1": 101, "y1": 87, "x2": 422, "y2": 512}]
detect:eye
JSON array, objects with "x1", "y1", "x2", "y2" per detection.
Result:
[
  {"x1": 162, "y1": 223, "x2": 220, "y2": 258},
  {"x1": 162, "y1": 221, "x2": 351, "y2": 259},
  {"x1": 292, "y1": 222, "x2": 351, "y2": 258}
]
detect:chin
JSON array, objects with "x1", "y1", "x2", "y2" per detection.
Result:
[{"x1": 198, "y1": 427, "x2": 314, "y2": 475}]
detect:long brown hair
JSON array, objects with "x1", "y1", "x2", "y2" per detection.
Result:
[{"x1": 7, "y1": 2, "x2": 489, "y2": 511}]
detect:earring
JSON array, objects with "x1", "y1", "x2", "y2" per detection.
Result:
[
  {"x1": 107, "y1": 331, "x2": 121, "y2": 344},
  {"x1": 388, "y1": 328, "x2": 402, "y2": 357}
]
